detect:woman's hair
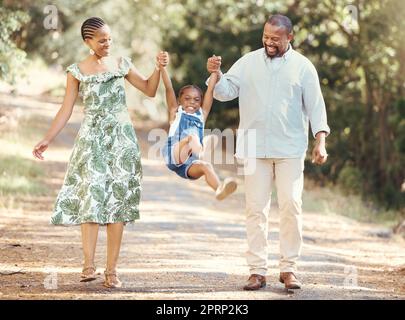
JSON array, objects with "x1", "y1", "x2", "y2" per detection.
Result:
[
  {"x1": 81, "y1": 17, "x2": 105, "y2": 40},
  {"x1": 178, "y1": 85, "x2": 203, "y2": 100}
]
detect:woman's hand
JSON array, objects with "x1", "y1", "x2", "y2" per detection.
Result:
[
  {"x1": 156, "y1": 51, "x2": 169, "y2": 69},
  {"x1": 32, "y1": 139, "x2": 50, "y2": 160}
]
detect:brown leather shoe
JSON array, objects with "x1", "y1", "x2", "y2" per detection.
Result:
[
  {"x1": 279, "y1": 272, "x2": 301, "y2": 289},
  {"x1": 243, "y1": 274, "x2": 266, "y2": 291}
]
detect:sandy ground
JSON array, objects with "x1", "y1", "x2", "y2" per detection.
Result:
[{"x1": 0, "y1": 93, "x2": 404, "y2": 300}]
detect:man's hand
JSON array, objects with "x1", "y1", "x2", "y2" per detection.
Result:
[
  {"x1": 312, "y1": 132, "x2": 328, "y2": 165},
  {"x1": 207, "y1": 54, "x2": 222, "y2": 73}
]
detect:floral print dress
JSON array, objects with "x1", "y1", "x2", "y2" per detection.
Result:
[{"x1": 51, "y1": 57, "x2": 142, "y2": 226}]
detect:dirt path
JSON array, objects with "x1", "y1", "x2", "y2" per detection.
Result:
[{"x1": 0, "y1": 93, "x2": 404, "y2": 300}]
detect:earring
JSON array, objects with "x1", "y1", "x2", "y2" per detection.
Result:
[{"x1": 89, "y1": 48, "x2": 95, "y2": 55}]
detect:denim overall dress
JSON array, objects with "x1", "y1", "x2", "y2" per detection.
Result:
[{"x1": 161, "y1": 106, "x2": 204, "y2": 179}]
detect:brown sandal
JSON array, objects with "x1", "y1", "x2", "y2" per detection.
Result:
[
  {"x1": 80, "y1": 266, "x2": 97, "y2": 282},
  {"x1": 103, "y1": 270, "x2": 122, "y2": 288}
]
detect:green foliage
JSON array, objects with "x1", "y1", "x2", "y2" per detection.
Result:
[
  {"x1": 0, "y1": 6, "x2": 30, "y2": 84},
  {"x1": 337, "y1": 164, "x2": 363, "y2": 195},
  {"x1": 2, "y1": 0, "x2": 403, "y2": 212}
]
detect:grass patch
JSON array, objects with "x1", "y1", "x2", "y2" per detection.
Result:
[
  {"x1": 0, "y1": 114, "x2": 47, "y2": 147},
  {"x1": 267, "y1": 179, "x2": 403, "y2": 227},
  {"x1": 0, "y1": 112, "x2": 50, "y2": 198},
  {"x1": 0, "y1": 154, "x2": 48, "y2": 196},
  {"x1": 302, "y1": 182, "x2": 403, "y2": 227}
]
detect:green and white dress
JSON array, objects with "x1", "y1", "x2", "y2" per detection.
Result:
[{"x1": 51, "y1": 57, "x2": 142, "y2": 225}]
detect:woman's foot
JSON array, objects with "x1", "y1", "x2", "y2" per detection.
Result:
[
  {"x1": 80, "y1": 266, "x2": 97, "y2": 282},
  {"x1": 215, "y1": 177, "x2": 237, "y2": 200},
  {"x1": 103, "y1": 270, "x2": 122, "y2": 288}
]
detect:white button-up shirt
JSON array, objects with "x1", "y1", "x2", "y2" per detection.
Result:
[{"x1": 211, "y1": 46, "x2": 330, "y2": 159}]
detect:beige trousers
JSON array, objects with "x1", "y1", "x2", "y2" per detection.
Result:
[{"x1": 243, "y1": 157, "x2": 304, "y2": 275}]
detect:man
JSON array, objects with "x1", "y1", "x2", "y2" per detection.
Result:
[{"x1": 207, "y1": 14, "x2": 330, "y2": 290}]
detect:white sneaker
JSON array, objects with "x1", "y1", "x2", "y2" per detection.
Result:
[
  {"x1": 215, "y1": 177, "x2": 237, "y2": 200},
  {"x1": 199, "y1": 134, "x2": 219, "y2": 161}
]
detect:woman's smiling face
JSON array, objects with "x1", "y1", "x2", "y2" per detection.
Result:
[{"x1": 86, "y1": 25, "x2": 112, "y2": 57}]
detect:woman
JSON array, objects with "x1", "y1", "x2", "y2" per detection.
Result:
[{"x1": 32, "y1": 17, "x2": 167, "y2": 288}]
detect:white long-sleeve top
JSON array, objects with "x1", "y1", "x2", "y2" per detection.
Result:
[{"x1": 210, "y1": 46, "x2": 330, "y2": 159}]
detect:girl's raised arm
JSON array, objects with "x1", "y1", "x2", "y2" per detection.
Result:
[
  {"x1": 32, "y1": 72, "x2": 79, "y2": 160},
  {"x1": 161, "y1": 66, "x2": 178, "y2": 123},
  {"x1": 201, "y1": 71, "x2": 219, "y2": 121}
]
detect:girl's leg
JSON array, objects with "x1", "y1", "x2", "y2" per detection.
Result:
[
  {"x1": 104, "y1": 222, "x2": 124, "y2": 287},
  {"x1": 81, "y1": 223, "x2": 99, "y2": 268},
  {"x1": 187, "y1": 134, "x2": 203, "y2": 156},
  {"x1": 187, "y1": 161, "x2": 220, "y2": 190},
  {"x1": 173, "y1": 134, "x2": 202, "y2": 164},
  {"x1": 188, "y1": 161, "x2": 237, "y2": 200},
  {"x1": 200, "y1": 134, "x2": 219, "y2": 162},
  {"x1": 173, "y1": 137, "x2": 192, "y2": 165}
]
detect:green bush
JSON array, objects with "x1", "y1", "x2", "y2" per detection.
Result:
[
  {"x1": 337, "y1": 164, "x2": 363, "y2": 195},
  {"x1": 0, "y1": 7, "x2": 30, "y2": 84}
]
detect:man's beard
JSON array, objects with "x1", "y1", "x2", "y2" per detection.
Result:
[{"x1": 264, "y1": 45, "x2": 281, "y2": 58}]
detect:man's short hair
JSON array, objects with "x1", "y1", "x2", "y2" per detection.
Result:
[{"x1": 266, "y1": 14, "x2": 293, "y2": 34}]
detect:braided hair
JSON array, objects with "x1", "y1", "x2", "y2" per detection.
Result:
[
  {"x1": 178, "y1": 85, "x2": 203, "y2": 101},
  {"x1": 81, "y1": 17, "x2": 105, "y2": 41}
]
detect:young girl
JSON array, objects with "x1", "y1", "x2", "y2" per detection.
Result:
[
  {"x1": 159, "y1": 53, "x2": 237, "y2": 200},
  {"x1": 32, "y1": 17, "x2": 166, "y2": 288}
]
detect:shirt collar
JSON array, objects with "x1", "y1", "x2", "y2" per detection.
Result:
[{"x1": 282, "y1": 43, "x2": 293, "y2": 60}]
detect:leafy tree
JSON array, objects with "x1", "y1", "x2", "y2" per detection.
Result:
[{"x1": 0, "y1": 2, "x2": 30, "y2": 84}]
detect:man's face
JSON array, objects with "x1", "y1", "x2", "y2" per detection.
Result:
[{"x1": 262, "y1": 23, "x2": 293, "y2": 58}]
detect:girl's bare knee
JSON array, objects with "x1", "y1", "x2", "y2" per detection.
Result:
[{"x1": 196, "y1": 161, "x2": 213, "y2": 172}]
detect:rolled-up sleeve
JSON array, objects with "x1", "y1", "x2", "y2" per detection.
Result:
[
  {"x1": 302, "y1": 61, "x2": 331, "y2": 138},
  {"x1": 206, "y1": 58, "x2": 243, "y2": 102}
]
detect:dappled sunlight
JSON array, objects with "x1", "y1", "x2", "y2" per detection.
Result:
[
  {"x1": 0, "y1": 0, "x2": 405, "y2": 300},
  {"x1": 1, "y1": 123, "x2": 404, "y2": 299}
]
